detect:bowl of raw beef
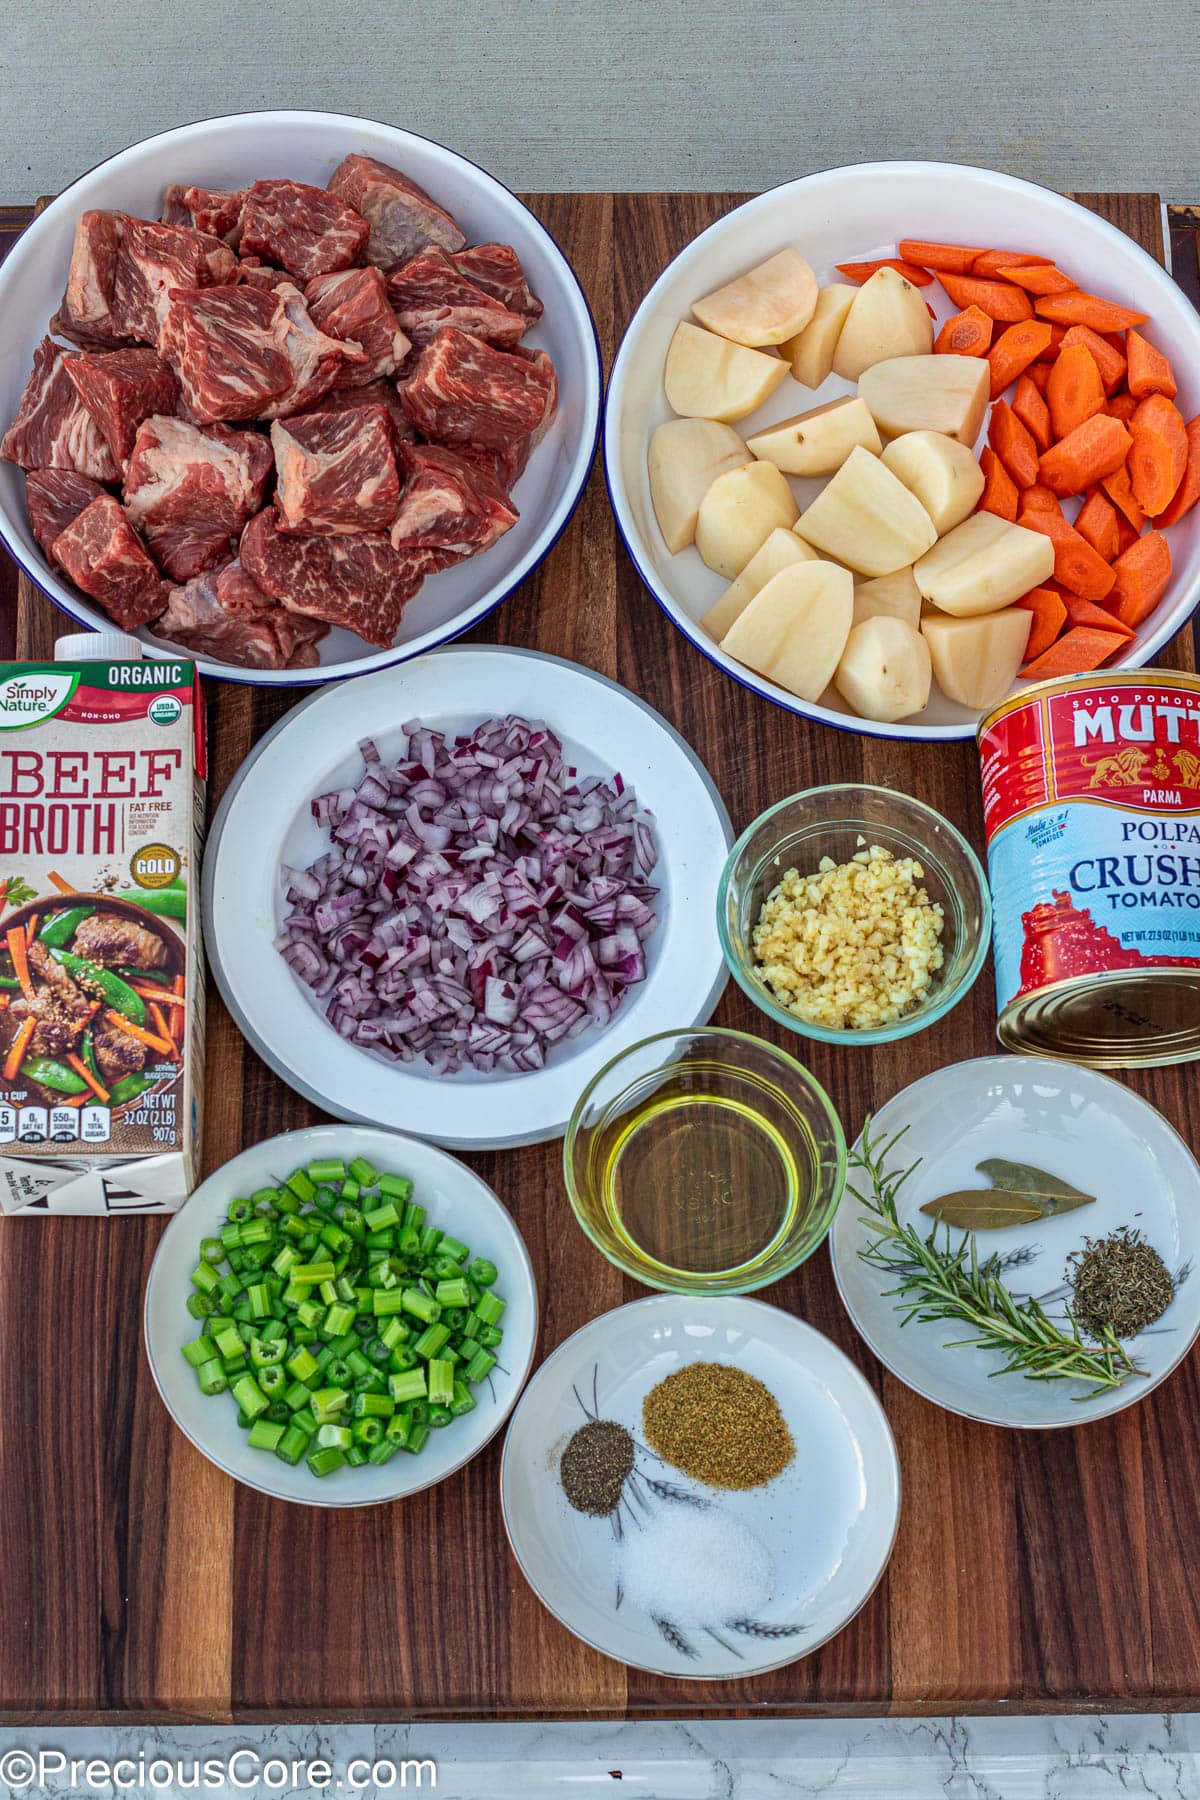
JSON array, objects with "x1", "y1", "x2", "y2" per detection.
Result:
[{"x1": 0, "y1": 111, "x2": 602, "y2": 682}]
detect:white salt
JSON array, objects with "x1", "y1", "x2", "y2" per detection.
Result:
[{"x1": 614, "y1": 1506, "x2": 773, "y2": 1627}]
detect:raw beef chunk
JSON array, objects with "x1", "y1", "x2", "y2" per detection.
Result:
[
  {"x1": 162, "y1": 184, "x2": 246, "y2": 246},
  {"x1": 51, "y1": 211, "x2": 128, "y2": 347},
  {"x1": 272, "y1": 405, "x2": 400, "y2": 536},
  {"x1": 0, "y1": 338, "x2": 119, "y2": 481},
  {"x1": 304, "y1": 378, "x2": 414, "y2": 440},
  {"x1": 25, "y1": 469, "x2": 109, "y2": 558},
  {"x1": 241, "y1": 505, "x2": 420, "y2": 646},
  {"x1": 400, "y1": 327, "x2": 556, "y2": 451},
  {"x1": 64, "y1": 348, "x2": 178, "y2": 468},
  {"x1": 385, "y1": 248, "x2": 527, "y2": 350},
  {"x1": 124, "y1": 413, "x2": 273, "y2": 581},
  {"x1": 304, "y1": 267, "x2": 409, "y2": 385},
  {"x1": 451, "y1": 244, "x2": 543, "y2": 322},
  {"x1": 158, "y1": 284, "x2": 295, "y2": 421},
  {"x1": 158, "y1": 559, "x2": 328, "y2": 670},
  {"x1": 112, "y1": 217, "x2": 237, "y2": 344},
  {"x1": 456, "y1": 435, "x2": 532, "y2": 491},
  {"x1": 258, "y1": 285, "x2": 364, "y2": 418},
  {"x1": 390, "y1": 443, "x2": 517, "y2": 556},
  {"x1": 51, "y1": 495, "x2": 166, "y2": 629},
  {"x1": 327, "y1": 154, "x2": 465, "y2": 268},
  {"x1": 240, "y1": 179, "x2": 369, "y2": 281},
  {"x1": 236, "y1": 257, "x2": 294, "y2": 293}
]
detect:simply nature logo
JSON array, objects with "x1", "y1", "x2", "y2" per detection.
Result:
[{"x1": 0, "y1": 670, "x2": 78, "y2": 728}]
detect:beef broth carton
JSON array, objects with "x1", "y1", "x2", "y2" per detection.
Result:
[{"x1": 0, "y1": 632, "x2": 205, "y2": 1213}]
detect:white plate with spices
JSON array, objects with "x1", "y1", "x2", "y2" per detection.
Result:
[
  {"x1": 500, "y1": 1294, "x2": 900, "y2": 1679},
  {"x1": 830, "y1": 1056, "x2": 1200, "y2": 1429},
  {"x1": 202, "y1": 644, "x2": 732, "y2": 1150}
]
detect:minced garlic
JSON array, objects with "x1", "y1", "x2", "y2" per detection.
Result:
[{"x1": 751, "y1": 840, "x2": 944, "y2": 1031}]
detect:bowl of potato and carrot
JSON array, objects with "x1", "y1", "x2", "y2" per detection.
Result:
[{"x1": 0, "y1": 893, "x2": 185, "y2": 1119}]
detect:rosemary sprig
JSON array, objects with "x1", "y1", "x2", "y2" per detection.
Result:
[{"x1": 849, "y1": 1120, "x2": 1145, "y2": 1398}]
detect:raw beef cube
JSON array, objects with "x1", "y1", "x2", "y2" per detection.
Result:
[
  {"x1": 1, "y1": 338, "x2": 119, "y2": 481},
  {"x1": 451, "y1": 244, "x2": 543, "y2": 322},
  {"x1": 51, "y1": 211, "x2": 129, "y2": 347},
  {"x1": 64, "y1": 348, "x2": 178, "y2": 468},
  {"x1": 272, "y1": 405, "x2": 400, "y2": 536},
  {"x1": 400, "y1": 327, "x2": 556, "y2": 451},
  {"x1": 124, "y1": 413, "x2": 273, "y2": 581},
  {"x1": 240, "y1": 179, "x2": 369, "y2": 282},
  {"x1": 241, "y1": 505, "x2": 421, "y2": 646},
  {"x1": 158, "y1": 284, "x2": 294, "y2": 422},
  {"x1": 390, "y1": 442, "x2": 517, "y2": 556},
  {"x1": 162, "y1": 184, "x2": 246, "y2": 246},
  {"x1": 237, "y1": 257, "x2": 294, "y2": 293},
  {"x1": 304, "y1": 377, "x2": 414, "y2": 440},
  {"x1": 157, "y1": 559, "x2": 328, "y2": 670},
  {"x1": 25, "y1": 469, "x2": 108, "y2": 558},
  {"x1": 327, "y1": 154, "x2": 465, "y2": 268},
  {"x1": 258, "y1": 285, "x2": 365, "y2": 418},
  {"x1": 113, "y1": 217, "x2": 238, "y2": 344},
  {"x1": 51, "y1": 495, "x2": 166, "y2": 629},
  {"x1": 304, "y1": 267, "x2": 409, "y2": 385},
  {"x1": 385, "y1": 248, "x2": 527, "y2": 349},
  {"x1": 456, "y1": 435, "x2": 532, "y2": 492}
]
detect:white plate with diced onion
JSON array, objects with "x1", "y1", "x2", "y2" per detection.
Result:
[{"x1": 202, "y1": 645, "x2": 732, "y2": 1148}]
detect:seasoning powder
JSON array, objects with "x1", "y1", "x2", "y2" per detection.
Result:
[
  {"x1": 559, "y1": 1419, "x2": 635, "y2": 1516},
  {"x1": 1069, "y1": 1228, "x2": 1175, "y2": 1339},
  {"x1": 642, "y1": 1362, "x2": 794, "y2": 1491}
]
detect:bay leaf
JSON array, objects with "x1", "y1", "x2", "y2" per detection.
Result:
[
  {"x1": 920, "y1": 1189, "x2": 1046, "y2": 1230},
  {"x1": 975, "y1": 1158, "x2": 1096, "y2": 1216}
]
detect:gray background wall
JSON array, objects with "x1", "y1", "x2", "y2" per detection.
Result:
[{"x1": 4, "y1": 0, "x2": 1195, "y2": 202}]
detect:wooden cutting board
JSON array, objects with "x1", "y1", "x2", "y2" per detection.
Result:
[{"x1": 0, "y1": 193, "x2": 1198, "y2": 1723}]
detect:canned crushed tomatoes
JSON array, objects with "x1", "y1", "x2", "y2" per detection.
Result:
[{"x1": 979, "y1": 670, "x2": 1200, "y2": 1067}]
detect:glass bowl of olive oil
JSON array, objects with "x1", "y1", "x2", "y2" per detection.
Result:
[{"x1": 564, "y1": 1028, "x2": 846, "y2": 1294}]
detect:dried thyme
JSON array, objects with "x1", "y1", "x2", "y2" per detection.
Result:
[{"x1": 1068, "y1": 1228, "x2": 1174, "y2": 1339}]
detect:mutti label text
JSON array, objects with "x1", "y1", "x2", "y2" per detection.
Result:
[
  {"x1": 1072, "y1": 701, "x2": 1200, "y2": 747},
  {"x1": 0, "y1": 746, "x2": 183, "y2": 799}
]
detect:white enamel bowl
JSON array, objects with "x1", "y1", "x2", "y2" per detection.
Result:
[
  {"x1": 0, "y1": 110, "x2": 602, "y2": 685},
  {"x1": 605, "y1": 161, "x2": 1200, "y2": 741}
]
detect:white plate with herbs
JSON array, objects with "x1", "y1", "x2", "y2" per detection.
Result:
[
  {"x1": 830, "y1": 1056, "x2": 1200, "y2": 1429},
  {"x1": 500, "y1": 1293, "x2": 900, "y2": 1679}
]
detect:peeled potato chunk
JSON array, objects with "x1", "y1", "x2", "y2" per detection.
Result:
[
  {"x1": 747, "y1": 396, "x2": 882, "y2": 478},
  {"x1": 692, "y1": 248, "x2": 818, "y2": 347},
  {"x1": 880, "y1": 431, "x2": 985, "y2": 535},
  {"x1": 852, "y1": 566, "x2": 922, "y2": 629},
  {"x1": 664, "y1": 321, "x2": 791, "y2": 422},
  {"x1": 835, "y1": 615, "x2": 932, "y2": 722},
  {"x1": 721, "y1": 560, "x2": 854, "y2": 701},
  {"x1": 831, "y1": 266, "x2": 934, "y2": 382},
  {"x1": 795, "y1": 445, "x2": 936, "y2": 578},
  {"x1": 648, "y1": 417, "x2": 749, "y2": 554},
  {"x1": 702, "y1": 527, "x2": 818, "y2": 640},
  {"x1": 859, "y1": 353, "x2": 989, "y2": 444},
  {"x1": 782, "y1": 283, "x2": 857, "y2": 388},
  {"x1": 695, "y1": 461, "x2": 799, "y2": 579},
  {"x1": 914, "y1": 512, "x2": 1054, "y2": 616},
  {"x1": 922, "y1": 609, "x2": 1033, "y2": 711}
]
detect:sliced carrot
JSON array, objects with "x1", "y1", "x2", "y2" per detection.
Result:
[
  {"x1": 1074, "y1": 488, "x2": 1120, "y2": 562},
  {"x1": 1018, "y1": 507, "x2": 1116, "y2": 600},
  {"x1": 1058, "y1": 324, "x2": 1126, "y2": 394},
  {"x1": 46, "y1": 872, "x2": 76, "y2": 895},
  {"x1": 1125, "y1": 328, "x2": 1177, "y2": 400},
  {"x1": 1128, "y1": 425, "x2": 1181, "y2": 518},
  {"x1": 102, "y1": 1008, "x2": 174, "y2": 1056},
  {"x1": 5, "y1": 927, "x2": 32, "y2": 1003},
  {"x1": 1012, "y1": 373, "x2": 1052, "y2": 451},
  {"x1": 1046, "y1": 343, "x2": 1106, "y2": 439},
  {"x1": 58, "y1": 1093, "x2": 89, "y2": 1109},
  {"x1": 1108, "y1": 531, "x2": 1172, "y2": 628},
  {"x1": 934, "y1": 305, "x2": 993, "y2": 356},
  {"x1": 1021, "y1": 626, "x2": 1128, "y2": 678},
  {"x1": 988, "y1": 400, "x2": 1040, "y2": 488},
  {"x1": 977, "y1": 446, "x2": 1019, "y2": 521},
  {"x1": 1017, "y1": 586, "x2": 1068, "y2": 658},
  {"x1": 1026, "y1": 360, "x2": 1053, "y2": 393},
  {"x1": 836, "y1": 258, "x2": 934, "y2": 286},
  {"x1": 1156, "y1": 417, "x2": 1200, "y2": 527},
  {"x1": 2, "y1": 1016, "x2": 35, "y2": 1083},
  {"x1": 1115, "y1": 512, "x2": 1142, "y2": 555},
  {"x1": 898, "y1": 238, "x2": 984, "y2": 274},
  {"x1": 997, "y1": 263, "x2": 1078, "y2": 296},
  {"x1": 1038, "y1": 415, "x2": 1132, "y2": 498},
  {"x1": 1035, "y1": 291, "x2": 1149, "y2": 331},
  {"x1": 1107, "y1": 391, "x2": 1138, "y2": 422},
  {"x1": 1019, "y1": 483, "x2": 1063, "y2": 516},
  {"x1": 66, "y1": 1052, "x2": 110, "y2": 1104},
  {"x1": 1101, "y1": 462, "x2": 1145, "y2": 530},
  {"x1": 986, "y1": 319, "x2": 1053, "y2": 398},
  {"x1": 1035, "y1": 323, "x2": 1069, "y2": 363},
  {"x1": 1133, "y1": 394, "x2": 1188, "y2": 488},
  {"x1": 938, "y1": 272, "x2": 1034, "y2": 322},
  {"x1": 1060, "y1": 591, "x2": 1135, "y2": 638},
  {"x1": 149, "y1": 1001, "x2": 180, "y2": 1060},
  {"x1": 971, "y1": 249, "x2": 1050, "y2": 278}
]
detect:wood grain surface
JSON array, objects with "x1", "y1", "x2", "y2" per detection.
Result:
[{"x1": 0, "y1": 192, "x2": 1197, "y2": 1723}]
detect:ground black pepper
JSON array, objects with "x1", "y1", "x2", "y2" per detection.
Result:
[
  {"x1": 1069, "y1": 1227, "x2": 1175, "y2": 1339},
  {"x1": 642, "y1": 1362, "x2": 793, "y2": 1490},
  {"x1": 559, "y1": 1419, "x2": 635, "y2": 1516}
]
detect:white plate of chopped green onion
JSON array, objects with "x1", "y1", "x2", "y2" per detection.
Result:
[{"x1": 144, "y1": 1125, "x2": 537, "y2": 1505}]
